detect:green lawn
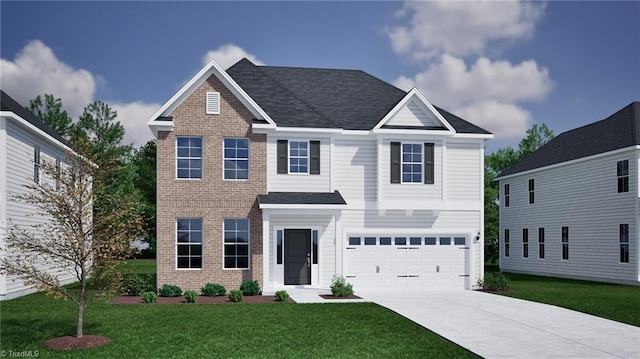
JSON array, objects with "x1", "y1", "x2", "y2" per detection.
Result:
[
  {"x1": 486, "y1": 265, "x2": 640, "y2": 327},
  {"x1": 0, "y1": 293, "x2": 478, "y2": 358},
  {"x1": 116, "y1": 259, "x2": 156, "y2": 274}
]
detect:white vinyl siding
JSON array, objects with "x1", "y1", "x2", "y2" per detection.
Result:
[
  {"x1": 384, "y1": 99, "x2": 443, "y2": 128},
  {"x1": 446, "y1": 141, "x2": 481, "y2": 202},
  {"x1": 2, "y1": 118, "x2": 76, "y2": 299},
  {"x1": 500, "y1": 150, "x2": 638, "y2": 284},
  {"x1": 266, "y1": 136, "x2": 330, "y2": 192},
  {"x1": 333, "y1": 138, "x2": 377, "y2": 207}
]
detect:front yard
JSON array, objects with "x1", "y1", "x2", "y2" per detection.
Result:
[{"x1": 486, "y1": 265, "x2": 640, "y2": 327}]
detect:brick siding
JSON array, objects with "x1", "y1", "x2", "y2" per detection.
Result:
[{"x1": 156, "y1": 75, "x2": 266, "y2": 292}]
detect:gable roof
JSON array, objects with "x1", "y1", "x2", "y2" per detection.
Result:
[
  {"x1": 498, "y1": 102, "x2": 640, "y2": 178},
  {"x1": 0, "y1": 90, "x2": 71, "y2": 148},
  {"x1": 227, "y1": 58, "x2": 490, "y2": 134}
]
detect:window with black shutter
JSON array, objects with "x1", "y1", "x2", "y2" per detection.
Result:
[
  {"x1": 277, "y1": 140, "x2": 288, "y2": 174},
  {"x1": 310, "y1": 141, "x2": 320, "y2": 175},
  {"x1": 390, "y1": 142, "x2": 401, "y2": 183},
  {"x1": 424, "y1": 143, "x2": 434, "y2": 184}
]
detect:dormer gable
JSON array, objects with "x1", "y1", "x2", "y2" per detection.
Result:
[{"x1": 373, "y1": 88, "x2": 456, "y2": 134}]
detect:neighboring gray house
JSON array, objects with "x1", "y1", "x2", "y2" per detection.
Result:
[
  {"x1": 496, "y1": 102, "x2": 640, "y2": 285},
  {"x1": 0, "y1": 90, "x2": 77, "y2": 300}
]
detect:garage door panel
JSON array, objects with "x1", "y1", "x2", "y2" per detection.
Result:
[{"x1": 344, "y1": 234, "x2": 468, "y2": 289}]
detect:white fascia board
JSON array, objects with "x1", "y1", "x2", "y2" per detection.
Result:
[
  {"x1": 372, "y1": 128, "x2": 455, "y2": 137},
  {"x1": 495, "y1": 145, "x2": 640, "y2": 181},
  {"x1": 274, "y1": 126, "x2": 342, "y2": 134},
  {"x1": 452, "y1": 133, "x2": 494, "y2": 140},
  {"x1": 258, "y1": 203, "x2": 347, "y2": 210},
  {"x1": 341, "y1": 130, "x2": 371, "y2": 136},
  {"x1": 0, "y1": 112, "x2": 74, "y2": 153},
  {"x1": 145, "y1": 59, "x2": 275, "y2": 127},
  {"x1": 148, "y1": 121, "x2": 175, "y2": 138},
  {"x1": 373, "y1": 88, "x2": 456, "y2": 134}
]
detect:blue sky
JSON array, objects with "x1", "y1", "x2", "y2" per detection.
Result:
[{"x1": 1, "y1": 1, "x2": 638, "y2": 152}]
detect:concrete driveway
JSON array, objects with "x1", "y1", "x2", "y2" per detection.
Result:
[{"x1": 357, "y1": 289, "x2": 640, "y2": 359}]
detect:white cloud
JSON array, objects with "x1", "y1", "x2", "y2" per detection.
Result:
[
  {"x1": 202, "y1": 44, "x2": 264, "y2": 69},
  {"x1": 455, "y1": 100, "x2": 532, "y2": 139},
  {"x1": 0, "y1": 40, "x2": 95, "y2": 118},
  {"x1": 388, "y1": 1, "x2": 546, "y2": 60},
  {"x1": 110, "y1": 101, "x2": 159, "y2": 148}
]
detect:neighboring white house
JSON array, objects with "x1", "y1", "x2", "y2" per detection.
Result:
[
  {"x1": 0, "y1": 90, "x2": 78, "y2": 300},
  {"x1": 148, "y1": 58, "x2": 492, "y2": 292},
  {"x1": 497, "y1": 102, "x2": 640, "y2": 285}
]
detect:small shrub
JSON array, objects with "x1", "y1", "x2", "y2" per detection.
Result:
[
  {"x1": 275, "y1": 290, "x2": 290, "y2": 302},
  {"x1": 184, "y1": 290, "x2": 198, "y2": 303},
  {"x1": 201, "y1": 283, "x2": 226, "y2": 297},
  {"x1": 159, "y1": 284, "x2": 182, "y2": 297},
  {"x1": 330, "y1": 275, "x2": 354, "y2": 297},
  {"x1": 229, "y1": 290, "x2": 243, "y2": 303},
  {"x1": 478, "y1": 272, "x2": 511, "y2": 291},
  {"x1": 240, "y1": 280, "x2": 261, "y2": 296},
  {"x1": 121, "y1": 273, "x2": 155, "y2": 296},
  {"x1": 142, "y1": 291, "x2": 157, "y2": 303}
]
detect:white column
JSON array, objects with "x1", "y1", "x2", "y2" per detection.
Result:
[{"x1": 262, "y1": 211, "x2": 270, "y2": 291}]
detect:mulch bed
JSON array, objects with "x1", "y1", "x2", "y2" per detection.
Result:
[
  {"x1": 111, "y1": 294, "x2": 294, "y2": 304},
  {"x1": 319, "y1": 294, "x2": 362, "y2": 300},
  {"x1": 44, "y1": 335, "x2": 112, "y2": 351}
]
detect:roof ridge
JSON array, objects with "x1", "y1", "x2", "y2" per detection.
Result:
[{"x1": 252, "y1": 65, "x2": 342, "y2": 128}]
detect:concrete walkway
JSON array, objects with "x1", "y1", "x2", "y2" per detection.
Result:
[{"x1": 357, "y1": 289, "x2": 640, "y2": 359}]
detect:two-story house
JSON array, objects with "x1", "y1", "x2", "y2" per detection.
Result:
[
  {"x1": 147, "y1": 58, "x2": 492, "y2": 293},
  {"x1": 496, "y1": 102, "x2": 640, "y2": 285},
  {"x1": 0, "y1": 90, "x2": 78, "y2": 300}
]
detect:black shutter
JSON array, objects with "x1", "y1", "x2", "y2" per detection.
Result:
[
  {"x1": 424, "y1": 143, "x2": 434, "y2": 184},
  {"x1": 277, "y1": 140, "x2": 288, "y2": 174},
  {"x1": 310, "y1": 140, "x2": 320, "y2": 175},
  {"x1": 390, "y1": 142, "x2": 401, "y2": 184}
]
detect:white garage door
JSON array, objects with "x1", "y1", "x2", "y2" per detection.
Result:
[{"x1": 344, "y1": 235, "x2": 468, "y2": 289}]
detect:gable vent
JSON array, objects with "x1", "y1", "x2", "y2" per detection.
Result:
[{"x1": 206, "y1": 92, "x2": 220, "y2": 114}]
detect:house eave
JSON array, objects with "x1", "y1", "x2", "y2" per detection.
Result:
[{"x1": 0, "y1": 111, "x2": 74, "y2": 153}]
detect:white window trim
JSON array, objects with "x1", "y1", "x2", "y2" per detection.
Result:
[
  {"x1": 617, "y1": 160, "x2": 629, "y2": 193},
  {"x1": 175, "y1": 217, "x2": 203, "y2": 271},
  {"x1": 288, "y1": 140, "x2": 310, "y2": 175},
  {"x1": 222, "y1": 137, "x2": 250, "y2": 181},
  {"x1": 206, "y1": 91, "x2": 220, "y2": 115},
  {"x1": 176, "y1": 136, "x2": 203, "y2": 180},
  {"x1": 400, "y1": 142, "x2": 423, "y2": 184},
  {"x1": 223, "y1": 218, "x2": 250, "y2": 270}
]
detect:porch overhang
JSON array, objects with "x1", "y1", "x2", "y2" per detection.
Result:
[{"x1": 257, "y1": 191, "x2": 348, "y2": 210}]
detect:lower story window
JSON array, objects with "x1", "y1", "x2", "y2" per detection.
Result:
[
  {"x1": 562, "y1": 227, "x2": 569, "y2": 260},
  {"x1": 504, "y1": 229, "x2": 510, "y2": 257},
  {"x1": 176, "y1": 218, "x2": 203, "y2": 269},
  {"x1": 620, "y1": 224, "x2": 629, "y2": 263},
  {"x1": 224, "y1": 218, "x2": 249, "y2": 269}
]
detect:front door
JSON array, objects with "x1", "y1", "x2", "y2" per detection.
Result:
[{"x1": 284, "y1": 229, "x2": 311, "y2": 285}]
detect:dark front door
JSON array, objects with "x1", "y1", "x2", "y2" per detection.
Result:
[{"x1": 284, "y1": 229, "x2": 311, "y2": 285}]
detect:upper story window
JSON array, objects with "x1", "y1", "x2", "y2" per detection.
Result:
[
  {"x1": 504, "y1": 184, "x2": 510, "y2": 207},
  {"x1": 176, "y1": 137, "x2": 202, "y2": 179},
  {"x1": 206, "y1": 92, "x2": 220, "y2": 114},
  {"x1": 528, "y1": 179, "x2": 535, "y2": 204},
  {"x1": 277, "y1": 140, "x2": 320, "y2": 175},
  {"x1": 176, "y1": 218, "x2": 203, "y2": 269},
  {"x1": 390, "y1": 142, "x2": 434, "y2": 184},
  {"x1": 617, "y1": 160, "x2": 629, "y2": 193},
  {"x1": 619, "y1": 224, "x2": 629, "y2": 263},
  {"x1": 33, "y1": 145, "x2": 41, "y2": 184},
  {"x1": 289, "y1": 141, "x2": 308, "y2": 174},
  {"x1": 223, "y1": 138, "x2": 249, "y2": 180}
]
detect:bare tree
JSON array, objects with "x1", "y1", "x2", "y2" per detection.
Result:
[{"x1": 1, "y1": 150, "x2": 143, "y2": 338}]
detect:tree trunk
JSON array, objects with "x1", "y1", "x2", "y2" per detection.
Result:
[{"x1": 76, "y1": 301, "x2": 84, "y2": 338}]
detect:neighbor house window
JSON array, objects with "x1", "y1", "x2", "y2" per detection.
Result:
[
  {"x1": 538, "y1": 228, "x2": 545, "y2": 259},
  {"x1": 33, "y1": 145, "x2": 41, "y2": 183},
  {"x1": 504, "y1": 184, "x2": 510, "y2": 207},
  {"x1": 176, "y1": 218, "x2": 203, "y2": 269},
  {"x1": 224, "y1": 219, "x2": 249, "y2": 269},
  {"x1": 390, "y1": 142, "x2": 434, "y2": 184},
  {"x1": 176, "y1": 137, "x2": 202, "y2": 179},
  {"x1": 562, "y1": 227, "x2": 569, "y2": 260},
  {"x1": 289, "y1": 141, "x2": 308, "y2": 173},
  {"x1": 617, "y1": 160, "x2": 629, "y2": 193},
  {"x1": 504, "y1": 229, "x2": 510, "y2": 257},
  {"x1": 620, "y1": 224, "x2": 629, "y2": 263},
  {"x1": 528, "y1": 179, "x2": 535, "y2": 204},
  {"x1": 522, "y1": 228, "x2": 529, "y2": 258},
  {"x1": 223, "y1": 138, "x2": 249, "y2": 180}
]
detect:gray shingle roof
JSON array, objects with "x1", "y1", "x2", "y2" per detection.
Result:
[
  {"x1": 257, "y1": 191, "x2": 347, "y2": 205},
  {"x1": 1, "y1": 90, "x2": 71, "y2": 147},
  {"x1": 498, "y1": 102, "x2": 640, "y2": 178},
  {"x1": 227, "y1": 58, "x2": 490, "y2": 134}
]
